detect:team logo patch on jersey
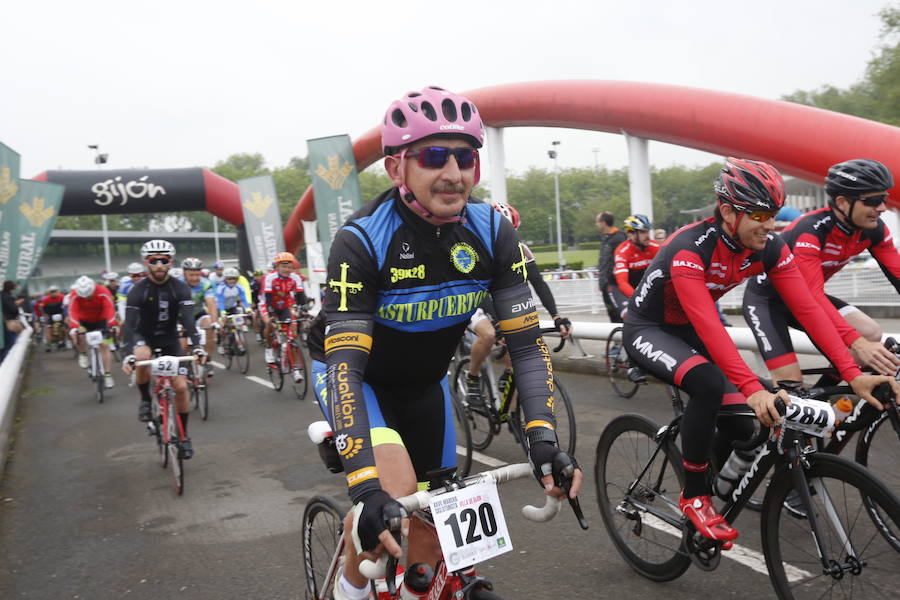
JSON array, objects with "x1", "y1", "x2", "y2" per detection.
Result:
[
  {"x1": 450, "y1": 243, "x2": 479, "y2": 274},
  {"x1": 328, "y1": 262, "x2": 363, "y2": 311},
  {"x1": 335, "y1": 433, "x2": 363, "y2": 459},
  {"x1": 399, "y1": 242, "x2": 415, "y2": 260}
]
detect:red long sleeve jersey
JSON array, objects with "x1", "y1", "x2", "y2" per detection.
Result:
[
  {"x1": 746, "y1": 207, "x2": 900, "y2": 345},
  {"x1": 69, "y1": 285, "x2": 116, "y2": 326},
  {"x1": 627, "y1": 218, "x2": 862, "y2": 397},
  {"x1": 613, "y1": 239, "x2": 661, "y2": 296}
]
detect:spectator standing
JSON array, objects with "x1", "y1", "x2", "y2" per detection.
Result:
[
  {"x1": 654, "y1": 228, "x2": 668, "y2": 244},
  {"x1": 1, "y1": 281, "x2": 22, "y2": 362},
  {"x1": 596, "y1": 211, "x2": 627, "y2": 322}
]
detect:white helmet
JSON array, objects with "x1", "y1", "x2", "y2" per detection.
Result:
[
  {"x1": 140, "y1": 239, "x2": 175, "y2": 258},
  {"x1": 223, "y1": 267, "x2": 240, "y2": 278},
  {"x1": 105, "y1": 271, "x2": 119, "y2": 281},
  {"x1": 127, "y1": 262, "x2": 144, "y2": 275},
  {"x1": 169, "y1": 267, "x2": 184, "y2": 279},
  {"x1": 74, "y1": 276, "x2": 95, "y2": 298}
]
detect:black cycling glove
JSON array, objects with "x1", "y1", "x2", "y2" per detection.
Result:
[
  {"x1": 553, "y1": 316, "x2": 571, "y2": 331},
  {"x1": 350, "y1": 489, "x2": 407, "y2": 553}
]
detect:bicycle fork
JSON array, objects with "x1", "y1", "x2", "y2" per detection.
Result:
[{"x1": 788, "y1": 446, "x2": 862, "y2": 579}]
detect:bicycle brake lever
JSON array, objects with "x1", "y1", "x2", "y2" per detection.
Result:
[{"x1": 552, "y1": 454, "x2": 588, "y2": 530}]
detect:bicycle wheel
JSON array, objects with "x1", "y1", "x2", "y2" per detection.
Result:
[
  {"x1": 469, "y1": 587, "x2": 506, "y2": 600},
  {"x1": 855, "y1": 410, "x2": 900, "y2": 546},
  {"x1": 595, "y1": 413, "x2": 691, "y2": 582},
  {"x1": 452, "y1": 393, "x2": 473, "y2": 478},
  {"x1": 234, "y1": 330, "x2": 250, "y2": 374},
  {"x1": 287, "y1": 341, "x2": 308, "y2": 401},
  {"x1": 606, "y1": 327, "x2": 639, "y2": 399},
  {"x1": 762, "y1": 452, "x2": 900, "y2": 599},
  {"x1": 268, "y1": 346, "x2": 285, "y2": 391},
  {"x1": 93, "y1": 350, "x2": 104, "y2": 404},
  {"x1": 452, "y1": 358, "x2": 495, "y2": 451},
  {"x1": 224, "y1": 332, "x2": 235, "y2": 370},
  {"x1": 168, "y1": 403, "x2": 184, "y2": 495},
  {"x1": 158, "y1": 401, "x2": 169, "y2": 469},
  {"x1": 198, "y1": 380, "x2": 209, "y2": 421},
  {"x1": 302, "y1": 495, "x2": 345, "y2": 600},
  {"x1": 513, "y1": 375, "x2": 576, "y2": 456}
]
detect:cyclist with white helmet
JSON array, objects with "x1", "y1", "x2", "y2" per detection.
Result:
[
  {"x1": 121, "y1": 240, "x2": 206, "y2": 459},
  {"x1": 215, "y1": 266, "x2": 250, "y2": 316},
  {"x1": 464, "y1": 201, "x2": 572, "y2": 407},
  {"x1": 69, "y1": 275, "x2": 117, "y2": 388},
  {"x1": 182, "y1": 257, "x2": 218, "y2": 375},
  {"x1": 208, "y1": 261, "x2": 226, "y2": 285},
  {"x1": 304, "y1": 86, "x2": 581, "y2": 600},
  {"x1": 117, "y1": 262, "x2": 146, "y2": 323}
]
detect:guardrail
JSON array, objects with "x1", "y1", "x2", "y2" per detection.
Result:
[
  {"x1": 538, "y1": 266, "x2": 900, "y2": 314},
  {"x1": 0, "y1": 326, "x2": 33, "y2": 461}
]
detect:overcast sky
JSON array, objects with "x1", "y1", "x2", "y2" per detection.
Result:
[{"x1": 2, "y1": 0, "x2": 893, "y2": 185}]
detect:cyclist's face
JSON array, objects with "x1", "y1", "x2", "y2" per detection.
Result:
[
  {"x1": 631, "y1": 230, "x2": 650, "y2": 246},
  {"x1": 276, "y1": 262, "x2": 293, "y2": 276},
  {"x1": 225, "y1": 277, "x2": 237, "y2": 286},
  {"x1": 838, "y1": 192, "x2": 888, "y2": 230},
  {"x1": 722, "y1": 204, "x2": 774, "y2": 251},
  {"x1": 145, "y1": 255, "x2": 171, "y2": 282},
  {"x1": 386, "y1": 137, "x2": 476, "y2": 223},
  {"x1": 184, "y1": 269, "x2": 201, "y2": 286}
]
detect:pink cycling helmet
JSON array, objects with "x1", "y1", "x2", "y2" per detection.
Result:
[{"x1": 381, "y1": 86, "x2": 484, "y2": 155}]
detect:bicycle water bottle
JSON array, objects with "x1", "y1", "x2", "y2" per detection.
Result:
[
  {"x1": 714, "y1": 448, "x2": 759, "y2": 500},
  {"x1": 399, "y1": 563, "x2": 434, "y2": 599}
]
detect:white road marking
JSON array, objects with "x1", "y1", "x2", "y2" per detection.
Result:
[
  {"x1": 458, "y1": 447, "x2": 508, "y2": 468},
  {"x1": 641, "y1": 513, "x2": 813, "y2": 582},
  {"x1": 210, "y1": 360, "x2": 226, "y2": 369},
  {"x1": 246, "y1": 375, "x2": 275, "y2": 389}
]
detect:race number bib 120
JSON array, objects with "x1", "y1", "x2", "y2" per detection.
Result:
[
  {"x1": 150, "y1": 356, "x2": 178, "y2": 377},
  {"x1": 429, "y1": 479, "x2": 512, "y2": 570}
]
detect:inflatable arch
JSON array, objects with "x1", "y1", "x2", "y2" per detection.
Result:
[{"x1": 285, "y1": 80, "x2": 900, "y2": 253}]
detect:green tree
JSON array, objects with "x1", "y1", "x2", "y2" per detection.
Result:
[{"x1": 782, "y1": 6, "x2": 900, "y2": 126}]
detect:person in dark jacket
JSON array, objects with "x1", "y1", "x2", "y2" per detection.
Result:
[
  {"x1": 596, "y1": 211, "x2": 627, "y2": 322},
  {"x1": 1, "y1": 280, "x2": 21, "y2": 362}
]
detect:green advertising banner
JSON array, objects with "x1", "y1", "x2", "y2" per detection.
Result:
[
  {"x1": 307, "y1": 135, "x2": 362, "y2": 261},
  {"x1": 0, "y1": 179, "x2": 64, "y2": 286},
  {"x1": 0, "y1": 141, "x2": 20, "y2": 207},
  {"x1": 238, "y1": 174, "x2": 285, "y2": 272}
]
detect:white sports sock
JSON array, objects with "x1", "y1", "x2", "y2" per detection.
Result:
[{"x1": 336, "y1": 574, "x2": 370, "y2": 600}]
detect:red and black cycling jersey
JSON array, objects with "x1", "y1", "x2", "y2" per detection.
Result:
[
  {"x1": 613, "y1": 239, "x2": 661, "y2": 297},
  {"x1": 260, "y1": 272, "x2": 304, "y2": 317},
  {"x1": 745, "y1": 207, "x2": 900, "y2": 345},
  {"x1": 627, "y1": 217, "x2": 861, "y2": 397},
  {"x1": 38, "y1": 293, "x2": 65, "y2": 315},
  {"x1": 69, "y1": 285, "x2": 116, "y2": 328}
]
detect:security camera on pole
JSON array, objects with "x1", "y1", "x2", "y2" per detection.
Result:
[{"x1": 548, "y1": 141, "x2": 565, "y2": 269}]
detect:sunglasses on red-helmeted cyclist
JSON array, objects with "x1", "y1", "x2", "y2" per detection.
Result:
[
  {"x1": 146, "y1": 256, "x2": 172, "y2": 266},
  {"x1": 731, "y1": 205, "x2": 778, "y2": 223},
  {"x1": 852, "y1": 192, "x2": 889, "y2": 207},
  {"x1": 403, "y1": 147, "x2": 478, "y2": 170}
]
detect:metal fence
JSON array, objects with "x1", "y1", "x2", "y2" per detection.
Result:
[{"x1": 538, "y1": 266, "x2": 900, "y2": 315}]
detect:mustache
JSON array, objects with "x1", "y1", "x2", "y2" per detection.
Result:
[{"x1": 432, "y1": 183, "x2": 465, "y2": 195}]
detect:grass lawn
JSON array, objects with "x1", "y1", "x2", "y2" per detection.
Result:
[{"x1": 532, "y1": 249, "x2": 597, "y2": 269}]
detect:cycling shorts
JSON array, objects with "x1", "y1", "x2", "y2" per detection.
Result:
[
  {"x1": 78, "y1": 319, "x2": 113, "y2": 343},
  {"x1": 268, "y1": 307, "x2": 292, "y2": 322},
  {"x1": 134, "y1": 335, "x2": 188, "y2": 374},
  {"x1": 605, "y1": 283, "x2": 629, "y2": 321},
  {"x1": 742, "y1": 288, "x2": 853, "y2": 371},
  {"x1": 311, "y1": 360, "x2": 456, "y2": 486}
]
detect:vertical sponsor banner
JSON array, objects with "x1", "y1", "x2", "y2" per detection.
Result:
[
  {"x1": 238, "y1": 175, "x2": 285, "y2": 272},
  {"x1": 0, "y1": 142, "x2": 20, "y2": 200},
  {"x1": 302, "y1": 220, "x2": 325, "y2": 315},
  {"x1": 0, "y1": 179, "x2": 64, "y2": 285},
  {"x1": 307, "y1": 135, "x2": 362, "y2": 262}
]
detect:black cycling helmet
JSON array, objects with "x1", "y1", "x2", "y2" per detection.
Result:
[{"x1": 825, "y1": 159, "x2": 893, "y2": 200}]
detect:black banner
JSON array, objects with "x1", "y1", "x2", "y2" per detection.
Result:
[{"x1": 43, "y1": 168, "x2": 206, "y2": 215}]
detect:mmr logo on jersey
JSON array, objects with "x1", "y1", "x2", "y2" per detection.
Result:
[{"x1": 631, "y1": 335, "x2": 676, "y2": 371}]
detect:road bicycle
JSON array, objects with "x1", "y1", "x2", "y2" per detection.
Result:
[
  {"x1": 451, "y1": 327, "x2": 576, "y2": 457},
  {"x1": 81, "y1": 329, "x2": 107, "y2": 403},
  {"x1": 594, "y1": 383, "x2": 900, "y2": 599},
  {"x1": 184, "y1": 325, "x2": 212, "y2": 420},
  {"x1": 267, "y1": 317, "x2": 307, "y2": 400},
  {"x1": 219, "y1": 310, "x2": 251, "y2": 374},
  {"x1": 302, "y1": 452, "x2": 573, "y2": 600},
  {"x1": 46, "y1": 313, "x2": 67, "y2": 351},
  {"x1": 134, "y1": 354, "x2": 197, "y2": 496}
]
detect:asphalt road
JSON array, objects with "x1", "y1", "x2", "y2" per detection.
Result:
[{"x1": 0, "y1": 333, "x2": 894, "y2": 599}]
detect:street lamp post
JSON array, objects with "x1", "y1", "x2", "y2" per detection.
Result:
[
  {"x1": 547, "y1": 215, "x2": 552, "y2": 244},
  {"x1": 592, "y1": 147, "x2": 601, "y2": 173},
  {"x1": 87, "y1": 144, "x2": 112, "y2": 274},
  {"x1": 548, "y1": 141, "x2": 565, "y2": 269}
]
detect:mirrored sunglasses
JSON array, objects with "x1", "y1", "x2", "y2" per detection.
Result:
[
  {"x1": 855, "y1": 192, "x2": 889, "y2": 207},
  {"x1": 734, "y1": 206, "x2": 778, "y2": 222},
  {"x1": 404, "y1": 146, "x2": 478, "y2": 170}
]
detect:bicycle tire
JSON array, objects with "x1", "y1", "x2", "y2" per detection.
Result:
[
  {"x1": 606, "y1": 327, "x2": 639, "y2": 399},
  {"x1": 288, "y1": 341, "x2": 308, "y2": 401},
  {"x1": 93, "y1": 349, "x2": 104, "y2": 404},
  {"x1": 452, "y1": 393, "x2": 473, "y2": 478},
  {"x1": 595, "y1": 413, "x2": 691, "y2": 582},
  {"x1": 235, "y1": 330, "x2": 250, "y2": 374},
  {"x1": 268, "y1": 346, "x2": 285, "y2": 391},
  {"x1": 854, "y1": 409, "x2": 900, "y2": 549},
  {"x1": 224, "y1": 333, "x2": 235, "y2": 370},
  {"x1": 168, "y1": 403, "x2": 184, "y2": 495},
  {"x1": 96, "y1": 374, "x2": 104, "y2": 404},
  {"x1": 302, "y1": 495, "x2": 345, "y2": 600},
  {"x1": 761, "y1": 452, "x2": 900, "y2": 599},
  {"x1": 199, "y1": 382, "x2": 209, "y2": 421},
  {"x1": 469, "y1": 586, "x2": 506, "y2": 600},
  {"x1": 452, "y1": 358, "x2": 495, "y2": 451},
  {"x1": 513, "y1": 375, "x2": 576, "y2": 456}
]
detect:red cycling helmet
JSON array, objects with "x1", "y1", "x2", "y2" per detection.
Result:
[
  {"x1": 715, "y1": 157, "x2": 785, "y2": 213},
  {"x1": 492, "y1": 201, "x2": 520, "y2": 229}
]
